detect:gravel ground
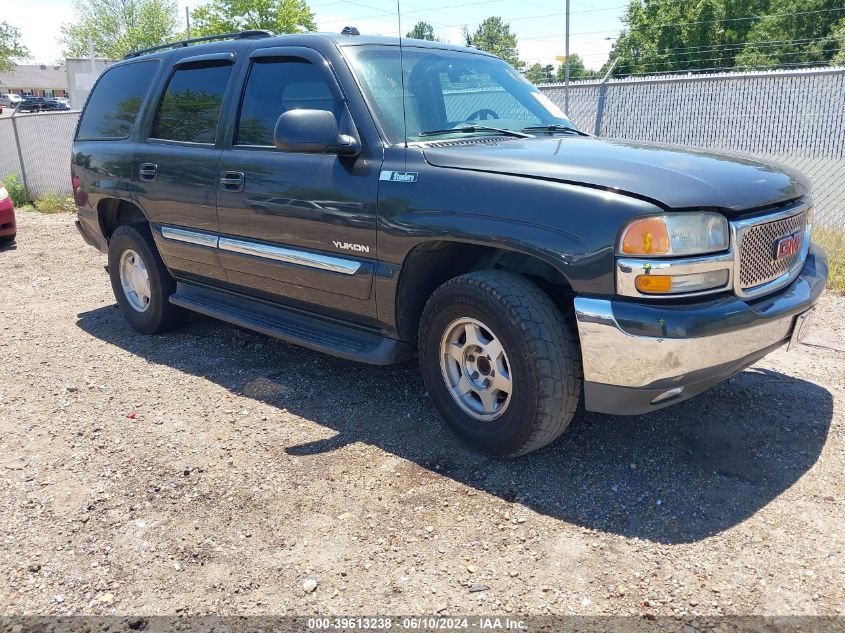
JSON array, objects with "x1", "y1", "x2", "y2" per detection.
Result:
[{"x1": 1, "y1": 211, "x2": 844, "y2": 617}]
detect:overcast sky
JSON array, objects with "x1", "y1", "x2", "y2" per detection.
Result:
[{"x1": 7, "y1": 0, "x2": 626, "y2": 69}]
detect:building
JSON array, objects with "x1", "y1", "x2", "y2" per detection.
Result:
[
  {"x1": 0, "y1": 64, "x2": 68, "y2": 98},
  {"x1": 65, "y1": 58, "x2": 110, "y2": 110}
]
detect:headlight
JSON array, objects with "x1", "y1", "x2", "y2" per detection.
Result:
[
  {"x1": 619, "y1": 212, "x2": 729, "y2": 257},
  {"x1": 0, "y1": 186, "x2": 8, "y2": 202}
]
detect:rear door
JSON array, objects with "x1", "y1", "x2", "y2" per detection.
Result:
[
  {"x1": 215, "y1": 45, "x2": 380, "y2": 321},
  {"x1": 133, "y1": 53, "x2": 235, "y2": 283}
]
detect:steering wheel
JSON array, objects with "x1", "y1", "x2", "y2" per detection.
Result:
[{"x1": 465, "y1": 108, "x2": 499, "y2": 122}]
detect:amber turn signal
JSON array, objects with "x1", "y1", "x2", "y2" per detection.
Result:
[
  {"x1": 621, "y1": 217, "x2": 670, "y2": 255},
  {"x1": 635, "y1": 274, "x2": 673, "y2": 294}
]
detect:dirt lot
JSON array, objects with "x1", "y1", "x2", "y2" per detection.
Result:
[{"x1": 1, "y1": 211, "x2": 844, "y2": 617}]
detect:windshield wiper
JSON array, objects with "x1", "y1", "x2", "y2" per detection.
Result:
[
  {"x1": 418, "y1": 125, "x2": 532, "y2": 139},
  {"x1": 522, "y1": 124, "x2": 588, "y2": 136}
]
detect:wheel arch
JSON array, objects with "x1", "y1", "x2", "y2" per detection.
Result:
[
  {"x1": 395, "y1": 238, "x2": 575, "y2": 342},
  {"x1": 97, "y1": 197, "x2": 150, "y2": 240}
]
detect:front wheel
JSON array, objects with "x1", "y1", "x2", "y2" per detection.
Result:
[
  {"x1": 108, "y1": 224, "x2": 187, "y2": 334},
  {"x1": 418, "y1": 270, "x2": 582, "y2": 457}
]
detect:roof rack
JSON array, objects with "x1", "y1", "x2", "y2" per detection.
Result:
[{"x1": 123, "y1": 30, "x2": 274, "y2": 59}]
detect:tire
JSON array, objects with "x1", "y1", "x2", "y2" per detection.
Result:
[
  {"x1": 108, "y1": 224, "x2": 187, "y2": 334},
  {"x1": 0, "y1": 233, "x2": 15, "y2": 245},
  {"x1": 419, "y1": 270, "x2": 582, "y2": 457}
]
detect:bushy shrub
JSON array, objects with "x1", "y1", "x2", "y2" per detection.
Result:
[{"x1": 2, "y1": 173, "x2": 29, "y2": 206}]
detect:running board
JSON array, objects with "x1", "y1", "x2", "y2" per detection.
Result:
[{"x1": 169, "y1": 282, "x2": 413, "y2": 365}]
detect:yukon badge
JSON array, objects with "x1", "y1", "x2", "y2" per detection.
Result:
[{"x1": 333, "y1": 241, "x2": 370, "y2": 253}]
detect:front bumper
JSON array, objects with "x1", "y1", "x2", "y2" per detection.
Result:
[{"x1": 575, "y1": 244, "x2": 828, "y2": 415}]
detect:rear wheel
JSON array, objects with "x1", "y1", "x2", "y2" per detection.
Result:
[
  {"x1": 419, "y1": 270, "x2": 582, "y2": 457},
  {"x1": 108, "y1": 224, "x2": 187, "y2": 334},
  {"x1": 0, "y1": 233, "x2": 15, "y2": 245}
]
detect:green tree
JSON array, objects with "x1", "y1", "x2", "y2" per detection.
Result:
[
  {"x1": 832, "y1": 17, "x2": 845, "y2": 64},
  {"x1": 464, "y1": 17, "x2": 523, "y2": 68},
  {"x1": 0, "y1": 22, "x2": 29, "y2": 71},
  {"x1": 61, "y1": 0, "x2": 178, "y2": 59},
  {"x1": 524, "y1": 63, "x2": 555, "y2": 83},
  {"x1": 607, "y1": 0, "x2": 770, "y2": 75},
  {"x1": 734, "y1": 0, "x2": 845, "y2": 67},
  {"x1": 555, "y1": 54, "x2": 593, "y2": 80},
  {"x1": 191, "y1": 0, "x2": 315, "y2": 37},
  {"x1": 406, "y1": 21, "x2": 437, "y2": 41}
]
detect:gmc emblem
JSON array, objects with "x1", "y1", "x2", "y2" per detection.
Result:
[{"x1": 774, "y1": 231, "x2": 803, "y2": 260}]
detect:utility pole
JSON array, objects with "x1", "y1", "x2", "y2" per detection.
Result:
[
  {"x1": 88, "y1": 35, "x2": 95, "y2": 73},
  {"x1": 186, "y1": 6, "x2": 191, "y2": 38},
  {"x1": 564, "y1": 0, "x2": 570, "y2": 115}
]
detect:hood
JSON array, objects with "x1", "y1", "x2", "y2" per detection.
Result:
[{"x1": 422, "y1": 137, "x2": 810, "y2": 212}]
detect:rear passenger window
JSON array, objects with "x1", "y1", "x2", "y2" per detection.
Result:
[
  {"x1": 151, "y1": 64, "x2": 232, "y2": 144},
  {"x1": 236, "y1": 58, "x2": 342, "y2": 146},
  {"x1": 77, "y1": 60, "x2": 159, "y2": 140}
]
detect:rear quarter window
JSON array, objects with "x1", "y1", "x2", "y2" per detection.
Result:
[{"x1": 77, "y1": 60, "x2": 159, "y2": 141}]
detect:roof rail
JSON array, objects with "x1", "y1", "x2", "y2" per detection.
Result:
[{"x1": 123, "y1": 30, "x2": 274, "y2": 59}]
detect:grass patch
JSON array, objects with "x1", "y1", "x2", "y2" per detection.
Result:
[
  {"x1": 33, "y1": 193, "x2": 76, "y2": 214},
  {"x1": 815, "y1": 228, "x2": 845, "y2": 294}
]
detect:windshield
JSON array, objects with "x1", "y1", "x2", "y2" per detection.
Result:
[{"x1": 343, "y1": 45, "x2": 577, "y2": 144}]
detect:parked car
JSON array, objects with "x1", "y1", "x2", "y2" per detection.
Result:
[
  {"x1": 43, "y1": 98, "x2": 71, "y2": 111},
  {"x1": 72, "y1": 30, "x2": 827, "y2": 456},
  {"x1": 0, "y1": 181, "x2": 16, "y2": 245},
  {"x1": 16, "y1": 96, "x2": 46, "y2": 113},
  {"x1": 0, "y1": 93, "x2": 23, "y2": 107}
]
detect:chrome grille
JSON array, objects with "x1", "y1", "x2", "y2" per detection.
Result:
[{"x1": 738, "y1": 210, "x2": 807, "y2": 290}]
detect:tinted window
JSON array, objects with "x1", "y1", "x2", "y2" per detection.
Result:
[
  {"x1": 237, "y1": 59, "x2": 342, "y2": 146},
  {"x1": 77, "y1": 60, "x2": 159, "y2": 140},
  {"x1": 152, "y1": 64, "x2": 232, "y2": 143}
]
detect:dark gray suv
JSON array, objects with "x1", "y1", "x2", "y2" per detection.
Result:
[{"x1": 73, "y1": 30, "x2": 827, "y2": 456}]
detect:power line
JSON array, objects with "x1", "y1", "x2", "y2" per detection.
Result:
[
  {"x1": 516, "y1": 6, "x2": 845, "y2": 40},
  {"x1": 519, "y1": 35, "x2": 845, "y2": 63}
]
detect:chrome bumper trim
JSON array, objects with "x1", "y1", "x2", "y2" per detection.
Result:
[{"x1": 573, "y1": 296, "x2": 795, "y2": 389}]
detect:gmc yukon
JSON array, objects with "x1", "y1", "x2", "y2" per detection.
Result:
[{"x1": 73, "y1": 30, "x2": 828, "y2": 456}]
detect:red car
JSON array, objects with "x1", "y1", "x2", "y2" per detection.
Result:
[{"x1": 0, "y1": 182, "x2": 17, "y2": 245}]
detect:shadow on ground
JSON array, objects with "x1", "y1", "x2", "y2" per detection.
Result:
[{"x1": 77, "y1": 305, "x2": 833, "y2": 544}]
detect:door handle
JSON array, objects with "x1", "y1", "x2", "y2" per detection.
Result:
[
  {"x1": 139, "y1": 163, "x2": 158, "y2": 181},
  {"x1": 220, "y1": 171, "x2": 245, "y2": 192}
]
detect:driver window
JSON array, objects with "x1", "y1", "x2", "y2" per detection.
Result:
[{"x1": 236, "y1": 58, "x2": 343, "y2": 146}]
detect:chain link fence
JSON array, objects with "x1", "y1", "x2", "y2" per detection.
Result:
[
  {"x1": 0, "y1": 111, "x2": 80, "y2": 200},
  {"x1": 540, "y1": 66, "x2": 845, "y2": 231}
]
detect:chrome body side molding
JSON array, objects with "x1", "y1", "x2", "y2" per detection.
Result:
[
  {"x1": 158, "y1": 224, "x2": 363, "y2": 276},
  {"x1": 160, "y1": 226, "x2": 219, "y2": 249},
  {"x1": 218, "y1": 237, "x2": 361, "y2": 275}
]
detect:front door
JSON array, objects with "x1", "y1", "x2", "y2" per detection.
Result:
[{"x1": 216, "y1": 47, "x2": 380, "y2": 321}]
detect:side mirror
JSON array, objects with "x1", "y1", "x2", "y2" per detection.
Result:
[{"x1": 274, "y1": 109, "x2": 359, "y2": 156}]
